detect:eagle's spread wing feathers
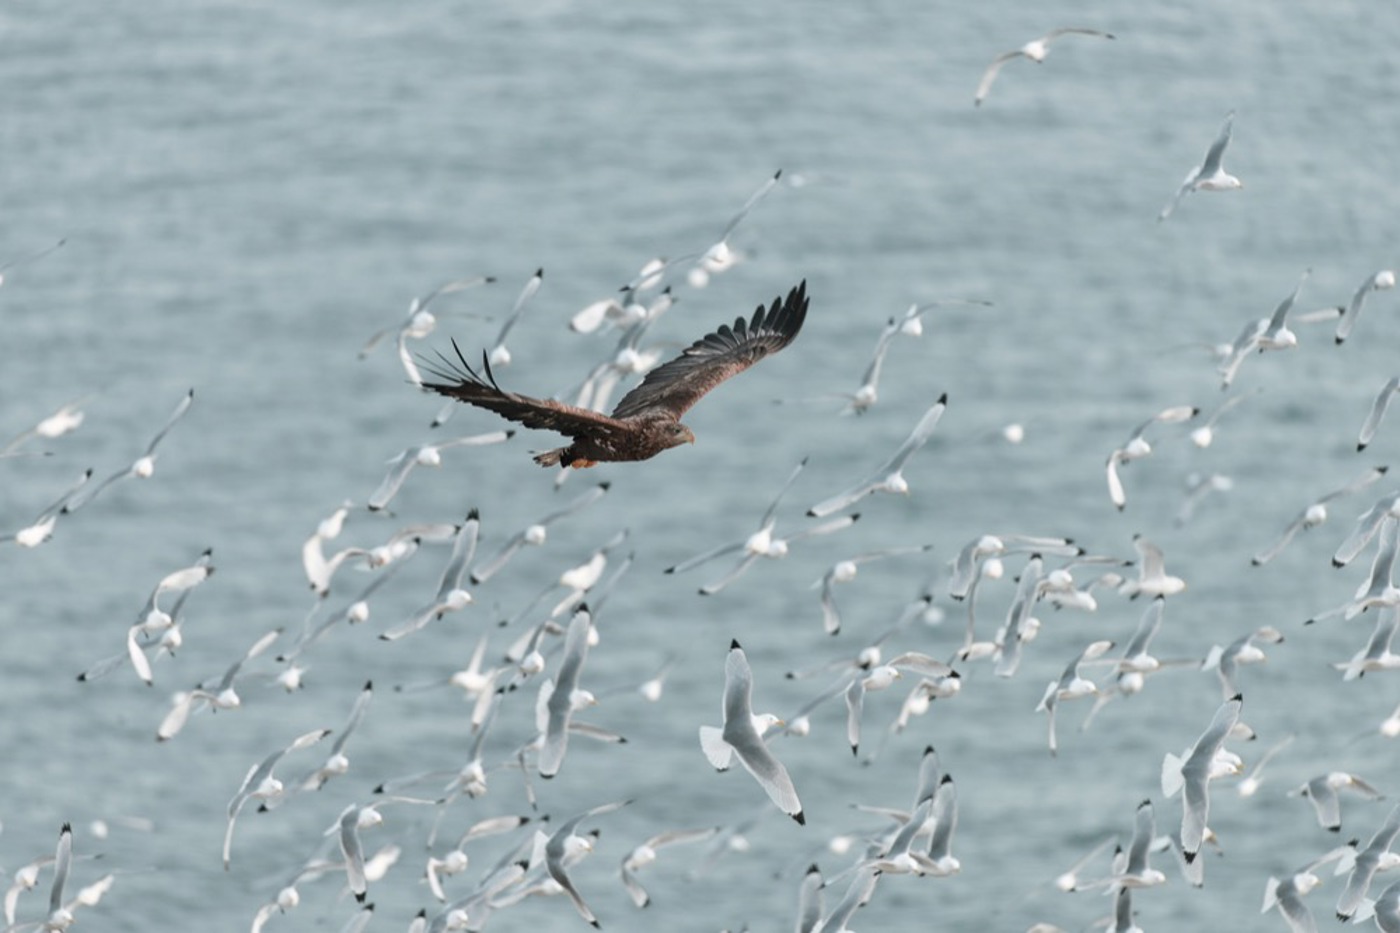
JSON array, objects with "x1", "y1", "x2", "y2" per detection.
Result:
[
  {"x1": 421, "y1": 344, "x2": 628, "y2": 441},
  {"x1": 608, "y1": 280, "x2": 808, "y2": 421}
]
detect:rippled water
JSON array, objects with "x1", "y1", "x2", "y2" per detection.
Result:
[{"x1": 3, "y1": 1, "x2": 1400, "y2": 930}]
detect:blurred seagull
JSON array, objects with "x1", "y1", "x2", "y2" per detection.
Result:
[
  {"x1": 667, "y1": 459, "x2": 856, "y2": 594},
  {"x1": 63, "y1": 388, "x2": 193, "y2": 513},
  {"x1": 360, "y1": 276, "x2": 494, "y2": 385},
  {"x1": 1105, "y1": 405, "x2": 1197, "y2": 510},
  {"x1": 618, "y1": 826, "x2": 718, "y2": 908},
  {"x1": 1256, "y1": 269, "x2": 1310, "y2": 352},
  {"x1": 1335, "y1": 269, "x2": 1397, "y2": 345},
  {"x1": 1359, "y1": 379, "x2": 1400, "y2": 451},
  {"x1": 1291, "y1": 771, "x2": 1385, "y2": 832},
  {"x1": 485, "y1": 267, "x2": 544, "y2": 367},
  {"x1": 471, "y1": 482, "x2": 609, "y2": 584},
  {"x1": 536, "y1": 606, "x2": 597, "y2": 779},
  {"x1": 1334, "y1": 606, "x2": 1400, "y2": 681},
  {"x1": 1253, "y1": 466, "x2": 1388, "y2": 565},
  {"x1": 808, "y1": 394, "x2": 947, "y2": 517},
  {"x1": 1, "y1": 469, "x2": 92, "y2": 549},
  {"x1": 299, "y1": 680, "x2": 375, "y2": 792},
  {"x1": 1262, "y1": 844, "x2": 1358, "y2": 933},
  {"x1": 973, "y1": 28, "x2": 1115, "y2": 106},
  {"x1": 1035, "y1": 640, "x2": 1114, "y2": 756},
  {"x1": 223, "y1": 729, "x2": 331, "y2": 869},
  {"x1": 1189, "y1": 389, "x2": 1259, "y2": 448},
  {"x1": 2, "y1": 394, "x2": 92, "y2": 456},
  {"x1": 1119, "y1": 534, "x2": 1187, "y2": 598},
  {"x1": 1159, "y1": 110, "x2": 1242, "y2": 222},
  {"x1": 1238, "y1": 734, "x2": 1295, "y2": 798},
  {"x1": 367, "y1": 433, "x2": 512, "y2": 512},
  {"x1": 1203, "y1": 626, "x2": 1284, "y2": 699},
  {"x1": 157, "y1": 627, "x2": 282, "y2": 741},
  {"x1": 1335, "y1": 803, "x2": 1400, "y2": 920},
  {"x1": 812, "y1": 545, "x2": 932, "y2": 635},
  {"x1": 380, "y1": 512, "x2": 480, "y2": 641}
]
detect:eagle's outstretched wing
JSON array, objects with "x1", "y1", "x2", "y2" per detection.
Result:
[
  {"x1": 421, "y1": 344, "x2": 627, "y2": 441},
  {"x1": 608, "y1": 280, "x2": 808, "y2": 421}
]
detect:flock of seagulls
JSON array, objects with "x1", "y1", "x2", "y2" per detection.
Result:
[{"x1": 4, "y1": 15, "x2": 1400, "y2": 933}]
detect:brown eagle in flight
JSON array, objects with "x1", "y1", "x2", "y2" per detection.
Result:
[{"x1": 421, "y1": 280, "x2": 808, "y2": 468}]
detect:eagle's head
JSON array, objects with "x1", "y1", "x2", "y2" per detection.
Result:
[{"x1": 664, "y1": 422, "x2": 696, "y2": 449}]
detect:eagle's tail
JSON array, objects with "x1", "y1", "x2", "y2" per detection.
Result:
[{"x1": 533, "y1": 447, "x2": 566, "y2": 468}]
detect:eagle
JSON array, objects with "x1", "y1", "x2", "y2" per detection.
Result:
[{"x1": 421, "y1": 280, "x2": 808, "y2": 468}]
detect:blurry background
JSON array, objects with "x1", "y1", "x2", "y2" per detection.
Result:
[{"x1": 2, "y1": 1, "x2": 1399, "y2": 930}]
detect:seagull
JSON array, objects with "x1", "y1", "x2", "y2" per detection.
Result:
[
  {"x1": 367, "y1": 433, "x2": 512, "y2": 512},
  {"x1": 1360, "y1": 379, "x2": 1400, "y2": 451},
  {"x1": 360, "y1": 275, "x2": 494, "y2": 385},
  {"x1": 487, "y1": 267, "x2": 544, "y2": 367},
  {"x1": 470, "y1": 482, "x2": 609, "y2": 584},
  {"x1": 667, "y1": 459, "x2": 859, "y2": 594},
  {"x1": 1104, "y1": 801, "x2": 1168, "y2": 892},
  {"x1": 922, "y1": 774, "x2": 962, "y2": 876},
  {"x1": 62, "y1": 388, "x2": 194, "y2": 513},
  {"x1": 1334, "y1": 607, "x2": 1400, "y2": 681},
  {"x1": 807, "y1": 394, "x2": 947, "y2": 517},
  {"x1": 779, "y1": 300, "x2": 987, "y2": 414},
  {"x1": 156, "y1": 627, "x2": 282, "y2": 741},
  {"x1": 1217, "y1": 316, "x2": 1269, "y2": 390},
  {"x1": 1291, "y1": 771, "x2": 1385, "y2": 832},
  {"x1": 1, "y1": 469, "x2": 92, "y2": 548},
  {"x1": 1335, "y1": 270, "x2": 1397, "y2": 345},
  {"x1": 1336, "y1": 803, "x2": 1400, "y2": 920},
  {"x1": 701, "y1": 640, "x2": 805, "y2": 824},
  {"x1": 1189, "y1": 389, "x2": 1259, "y2": 448},
  {"x1": 380, "y1": 512, "x2": 480, "y2": 641},
  {"x1": 1262, "y1": 844, "x2": 1358, "y2": 933},
  {"x1": 1175, "y1": 472, "x2": 1234, "y2": 527},
  {"x1": 121, "y1": 548, "x2": 216, "y2": 685},
  {"x1": 993, "y1": 553, "x2": 1044, "y2": 678},
  {"x1": 973, "y1": 28, "x2": 1115, "y2": 106},
  {"x1": 1202, "y1": 626, "x2": 1284, "y2": 698},
  {"x1": 1162, "y1": 694, "x2": 1243, "y2": 861},
  {"x1": 795, "y1": 864, "x2": 824, "y2": 933},
  {"x1": 812, "y1": 544, "x2": 932, "y2": 635},
  {"x1": 1354, "y1": 876, "x2": 1400, "y2": 931},
  {"x1": 813, "y1": 864, "x2": 881, "y2": 933},
  {"x1": 543, "y1": 799, "x2": 632, "y2": 928},
  {"x1": 1, "y1": 394, "x2": 92, "y2": 456},
  {"x1": 1105, "y1": 405, "x2": 1197, "y2": 509},
  {"x1": 536, "y1": 606, "x2": 596, "y2": 779},
  {"x1": 31, "y1": 823, "x2": 73, "y2": 933},
  {"x1": 1052, "y1": 835, "x2": 1119, "y2": 893},
  {"x1": 299, "y1": 680, "x2": 375, "y2": 792},
  {"x1": 1035, "y1": 640, "x2": 1114, "y2": 756},
  {"x1": 222, "y1": 728, "x2": 331, "y2": 869},
  {"x1": 1256, "y1": 269, "x2": 1310, "y2": 351},
  {"x1": 1118, "y1": 534, "x2": 1186, "y2": 598},
  {"x1": 1238, "y1": 734, "x2": 1296, "y2": 798},
  {"x1": 618, "y1": 826, "x2": 718, "y2": 908},
  {"x1": 1159, "y1": 110, "x2": 1242, "y2": 222},
  {"x1": 1252, "y1": 466, "x2": 1388, "y2": 564},
  {"x1": 947, "y1": 533, "x2": 1078, "y2": 599},
  {"x1": 866, "y1": 796, "x2": 937, "y2": 876},
  {"x1": 1112, "y1": 886, "x2": 1143, "y2": 933},
  {"x1": 1334, "y1": 491, "x2": 1400, "y2": 568}
]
